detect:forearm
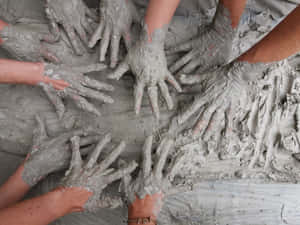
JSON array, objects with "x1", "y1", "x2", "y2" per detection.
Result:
[
  {"x1": 0, "y1": 19, "x2": 8, "y2": 44},
  {"x1": 144, "y1": 0, "x2": 180, "y2": 40},
  {"x1": 0, "y1": 58, "x2": 45, "y2": 85},
  {"x1": 0, "y1": 187, "x2": 82, "y2": 225},
  {"x1": 0, "y1": 162, "x2": 30, "y2": 210}
]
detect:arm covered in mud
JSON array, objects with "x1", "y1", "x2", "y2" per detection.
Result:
[
  {"x1": 119, "y1": 136, "x2": 186, "y2": 225},
  {"x1": 108, "y1": 0, "x2": 182, "y2": 120}
]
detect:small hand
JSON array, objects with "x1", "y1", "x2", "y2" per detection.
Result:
[
  {"x1": 121, "y1": 136, "x2": 185, "y2": 221},
  {"x1": 60, "y1": 135, "x2": 138, "y2": 212},
  {"x1": 108, "y1": 26, "x2": 182, "y2": 120},
  {"x1": 89, "y1": 0, "x2": 140, "y2": 68},
  {"x1": 40, "y1": 63, "x2": 114, "y2": 119},
  {"x1": 22, "y1": 115, "x2": 99, "y2": 187},
  {"x1": 45, "y1": 0, "x2": 97, "y2": 55},
  {"x1": 0, "y1": 23, "x2": 59, "y2": 63}
]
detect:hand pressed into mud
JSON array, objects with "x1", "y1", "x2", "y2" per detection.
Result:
[
  {"x1": 40, "y1": 63, "x2": 114, "y2": 119},
  {"x1": 89, "y1": 0, "x2": 140, "y2": 68},
  {"x1": 108, "y1": 26, "x2": 182, "y2": 120},
  {"x1": 45, "y1": 0, "x2": 97, "y2": 55},
  {"x1": 22, "y1": 115, "x2": 100, "y2": 187},
  {"x1": 0, "y1": 23, "x2": 60, "y2": 63},
  {"x1": 60, "y1": 135, "x2": 137, "y2": 212},
  {"x1": 120, "y1": 136, "x2": 186, "y2": 219}
]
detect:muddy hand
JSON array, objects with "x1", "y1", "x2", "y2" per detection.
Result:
[
  {"x1": 89, "y1": 0, "x2": 140, "y2": 68},
  {"x1": 0, "y1": 23, "x2": 59, "y2": 63},
  {"x1": 120, "y1": 136, "x2": 185, "y2": 220},
  {"x1": 40, "y1": 63, "x2": 114, "y2": 119},
  {"x1": 45, "y1": 0, "x2": 97, "y2": 55},
  {"x1": 60, "y1": 135, "x2": 137, "y2": 212},
  {"x1": 177, "y1": 62, "x2": 260, "y2": 138},
  {"x1": 108, "y1": 25, "x2": 182, "y2": 120},
  {"x1": 22, "y1": 115, "x2": 100, "y2": 187}
]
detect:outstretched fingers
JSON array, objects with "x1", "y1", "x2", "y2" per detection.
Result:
[
  {"x1": 166, "y1": 39, "x2": 194, "y2": 55},
  {"x1": 169, "y1": 50, "x2": 197, "y2": 73},
  {"x1": 166, "y1": 152, "x2": 186, "y2": 182},
  {"x1": 166, "y1": 73, "x2": 182, "y2": 93},
  {"x1": 67, "y1": 92, "x2": 101, "y2": 116},
  {"x1": 142, "y1": 136, "x2": 153, "y2": 178},
  {"x1": 85, "y1": 133, "x2": 112, "y2": 169},
  {"x1": 84, "y1": 77, "x2": 114, "y2": 92},
  {"x1": 73, "y1": 63, "x2": 107, "y2": 73},
  {"x1": 62, "y1": 23, "x2": 84, "y2": 55},
  {"x1": 99, "y1": 25, "x2": 111, "y2": 62}
]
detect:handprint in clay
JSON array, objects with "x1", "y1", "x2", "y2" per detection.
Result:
[
  {"x1": 22, "y1": 115, "x2": 100, "y2": 187},
  {"x1": 0, "y1": 23, "x2": 60, "y2": 63},
  {"x1": 60, "y1": 135, "x2": 138, "y2": 212},
  {"x1": 45, "y1": 0, "x2": 97, "y2": 55},
  {"x1": 108, "y1": 26, "x2": 182, "y2": 120},
  {"x1": 120, "y1": 136, "x2": 186, "y2": 222},
  {"x1": 41, "y1": 63, "x2": 114, "y2": 119},
  {"x1": 89, "y1": 0, "x2": 140, "y2": 68}
]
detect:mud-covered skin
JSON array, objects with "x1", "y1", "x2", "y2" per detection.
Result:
[
  {"x1": 108, "y1": 25, "x2": 182, "y2": 120},
  {"x1": 89, "y1": 0, "x2": 140, "y2": 68},
  {"x1": 61, "y1": 135, "x2": 138, "y2": 212},
  {"x1": 120, "y1": 136, "x2": 186, "y2": 203},
  {"x1": 0, "y1": 23, "x2": 59, "y2": 63},
  {"x1": 22, "y1": 115, "x2": 98, "y2": 187},
  {"x1": 177, "y1": 61, "x2": 273, "y2": 139},
  {"x1": 41, "y1": 63, "x2": 114, "y2": 119},
  {"x1": 167, "y1": 3, "x2": 235, "y2": 74},
  {"x1": 45, "y1": 0, "x2": 97, "y2": 55}
]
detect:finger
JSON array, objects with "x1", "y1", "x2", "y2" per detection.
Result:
[
  {"x1": 75, "y1": 24, "x2": 89, "y2": 46},
  {"x1": 166, "y1": 152, "x2": 185, "y2": 182},
  {"x1": 40, "y1": 83, "x2": 65, "y2": 119},
  {"x1": 80, "y1": 135, "x2": 101, "y2": 147},
  {"x1": 104, "y1": 161, "x2": 138, "y2": 184},
  {"x1": 159, "y1": 80, "x2": 174, "y2": 110},
  {"x1": 45, "y1": 7, "x2": 60, "y2": 42},
  {"x1": 179, "y1": 74, "x2": 206, "y2": 85},
  {"x1": 40, "y1": 46, "x2": 60, "y2": 64},
  {"x1": 166, "y1": 73, "x2": 182, "y2": 93},
  {"x1": 155, "y1": 137, "x2": 168, "y2": 157},
  {"x1": 62, "y1": 23, "x2": 84, "y2": 55},
  {"x1": 202, "y1": 106, "x2": 225, "y2": 141},
  {"x1": 154, "y1": 138, "x2": 173, "y2": 180},
  {"x1": 99, "y1": 25, "x2": 111, "y2": 62},
  {"x1": 110, "y1": 32, "x2": 121, "y2": 68},
  {"x1": 98, "y1": 141, "x2": 126, "y2": 171},
  {"x1": 178, "y1": 58, "x2": 201, "y2": 74},
  {"x1": 81, "y1": 17, "x2": 94, "y2": 36},
  {"x1": 86, "y1": 133, "x2": 111, "y2": 169},
  {"x1": 67, "y1": 92, "x2": 101, "y2": 116},
  {"x1": 134, "y1": 81, "x2": 145, "y2": 115},
  {"x1": 76, "y1": 86, "x2": 114, "y2": 103},
  {"x1": 142, "y1": 136, "x2": 153, "y2": 178},
  {"x1": 54, "y1": 129, "x2": 90, "y2": 146},
  {"x1": 88, "y1": 21, "x2": 104, "y2": 48},
  {"x1": 73, "y1": 63, "x2": 107, "y2": 73},
  {"x1": 107, "y1": 61, "x2": 130, "y2": 80},
  {"x1": 166, "y1": 39, "x2": 195, "y2": 55},
  {"x1": 84, "y1": 77, "x2": 114, "y2": 92},
  {"x1": 49, "y1": 79, "x2": 69, "y2": 90},
  {"x1": 147, "y1": 86, "x2": 160, "y2": 120},
  {"x1": 68, "y1": 136, "x2": 83, "y2": 175},
  {"x1": 32, "y1": 114, "x2": 48, "y2": 147},
  {"x1": 169, "y1": 50, "x2": 197, "y2": 73}
]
